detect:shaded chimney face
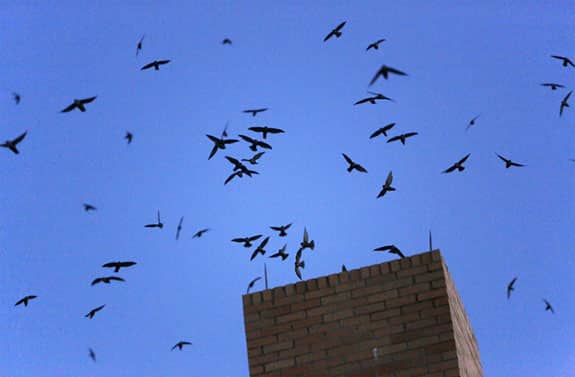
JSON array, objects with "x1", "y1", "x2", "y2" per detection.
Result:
[{"x1": 242, "y1": 250, "x2": 483, "y2": 377}]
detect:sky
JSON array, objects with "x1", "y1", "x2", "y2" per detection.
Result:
[{"x1": 1, "y1": 1, "x2": 574, "y2": 376}]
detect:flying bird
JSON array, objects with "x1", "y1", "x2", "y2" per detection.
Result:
[
  {"x1": 224, "y1": 168, "x2": 259, "y2": 185},
  {"x1": 222, "y1": 38, "x2": 232, "y2": 45},
  {"x1": 242, "y1": 152, "x2": 265, "y2": 165},
  {"x1": 300, "y1": 227, "x2": 315, "y2": 251},
  {"x1": 373, "y1": 245, "x2": 405, "y2": 259},
  {"x1": 61, "y1": 96, "x2": 97, "y2": 113},
  {"x1": 541, "y1": 83, "x2": 564, "y2": 90},
  {"x1": 246, "y1": 277, "x2": 262, "y2": 293},
  {"x1": 171, "y1": 341, "x2": 192, "y2": 351},
  {"x1": 354, "y1": 92, "x2": 393, "y2": 105},
  {"x1": 206, "y1": 134, "x2": 239, "y2": 160},
  {"x1": 85, "y1": 305, "x2": 105, "y2": 319},
  {"x1": 560, "y1": 90, "x2": 571, "y2": 116},
  {"x1": 442, "y1": 154, "x2": 471, "y2": 174},
  {"x1": 551, "y1": 55, "x2": 574, "y2": 68},
  {"x1": 12, "y1": 92, "x2": 21, "y2": 104},
  {"x1": 239, "y1": 134, "x2": 272, "y2": 152},
  {"x1": 242, "y1": 108, "x2": 268, "y2": 117},
  {"x1": 176, "y1": 216, "x2": 184, "y2": 240},
  {"x1": 91, "y1": 276, "x2": 125, "y2": 286},
  {"x1": 377, "y1": 171, "x2": 396, "y2": 198},
  {"x1": 83, "y1": 203, "x2": 97, "y2": 212},
  {"x1": 192, "y1": 228, "x2": 210, "y2": 238},
  {"x1": 294, "y1": 249, "x2": 305, "y2": 280},
  {"x1": 136, "y1": 35, "x2": 145, "y2": 56},
  {"x1": 141, "y1": 60, "x2": 171, "y2": 71},
  {"x1": 366, "y1": 38, "x2": 386, "y2": 51},
  {"x1": 232, "y1": 235, "x2": 262, "y2": 248},
  {"x1": 323, "y1": 21, "x2": 346, "y2": 42},
  {"x1": 543, "y1": 299, "x2": 555, "y2": 314},
  {"x1": 387, "y1": 132, "x2": 418, "y2": 145},
  {"x1": 144, "y1": 210, "x2": 163, "y2": 229},
  {"x1": 466, "y1": 115, "x2": 480, "y2": 131},
  {"x1": 125, "y1": 131, "x2": 133, "y2": 144},
  {"x1": 15, "y1": 295, "x2": 37, "y2": 307},
  {"x1": 89, "y1": 348, "x2": 96, "y2": 362},
  {"x1": 507, "y1": 277, "x2": 517, "y2": 299},
  {"x1": 496, "y1": 153, "x2": 525, "y2": 168},
  {"x1": 370, "y1": 123, "x2": 396, "y2": 139},
  {"x1": 369, "y1": 64, "x2": 407, "y2": 86},
  {"x1": 250, "y1": 236, "x2": 270, "y2": 261},
  {"x1": 1, "y1": 130, "x2": 27, "y2": 154},
  {"x1": 270, "y1": 223, "x2": 292, "y2": 237},
  {"x1": 248, "y1": 126, "x2": 285, "y2": 139},
  {"x1": 269, "y1": 244, "x2": 289, "y2": 260},
  {"x1": 102, "y1": 261, "x2": 136, "y2": 273},
  {"x1": 342, "y1": 153, "x2": 368, "y2": 173}
]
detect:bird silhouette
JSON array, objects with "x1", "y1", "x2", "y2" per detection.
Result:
[
  {"x1": 222, "y1": 38, "x2": 232, "y2": 45},
  {"x1": 248, "y1": 126, "x2": 285, "y2": 139},
  {"x1": 496, "y1": 153, "x2": 525, "y2": 168},
  {"x1": 141, "y1": 60, "x2": 171, "y2": 71},
  {"x1": 342, "y1": 153, "x2": 368, "y2": 173},
  {"x1": 374, "y1": 245, "x2": 405, "y2": 259},
  {"x1": 250, "y1": 237, "x2": 269, "y2": 261},
  {"x1": 242, "y1": 108, "x2": 268, "y2": 117},
  {"x1": 560, "y1": 90, "x2": 571, "y2": 116},
  {"x1": 61, "y1": 97, "x2": 97, "y2": 112},
  {"x1": 242, "y1": 152, "x2": 265, "y2": 165},
  {"x1": 323, "y1": 21, "x2": 346, "y2": 42},
  {"x1": 102, "y1": 261, "x2": 136, "y2": 273},
  {"x1": 225, "y1": 156, "x2": 250, "y2": 172},
  {"x1": 377, "y1": 171, "x2": 396, "y2": 198},
  {"x1": 354, "y1": 92, "x2": 393, "y2": 105},
  {"x1": 341, "y1": 265, "x2": 348, "y2": 272},
  {"x1": 269, "y1": 244, "x2": 289, "y2": 260},
  {"x1": 232, "y1": 235, "x2": 262, "y2": 248},
  {"x1": 12, "y1": 92, "x2": 21, "y2": 104},
  {"x1": 125, "y1": 131, "x2": 133, "y2": 144},
  {"x1": 246, "y1": 277, "x2": 262, "y2": 293},
  {"x1": 466, "y1": 115, "x2": 480, "y2": 131},
  {"x1": 270, "y1": 223, "x2": 292, "y2": 237},
  {"x1": 171, "y1": 341, "x2": 192, "y2": 351},
  {"x1": 370, "y1": 123, "x2": 396, "y2": 139},
  {"x1": 541, "y1": 83, "x2": 564, "y2": 90},
  {"x1": 89, "y1": 348, "x2": 96, "y2": 362},
  {"x1": 387, "y1": 132, "x2": 418, "y2": 145},
  {"x1": 83, "y1": 203, "x2": 97, "y2": 212},
  {"x1": 294, "y1": 249, "x2": 305, "y2": 280},
  {"x1": 192, "y1": 228, "x2": 210, "y2": 238},
  {"x1": 85, "y1": 305, "x2": 105, "y2": 319},
  {"x1": 369, "y1": 65, "x2": 407, "y2": 86},
  {"x1": 300, "y1": 228, "x2": 315, "y2": 251},
  {"x1": 206, "y1": 134, "x2": 239, "y2": 160},
  {"x1": 176, "y1": 216, "x2": 184, "y2": 240},
  {"x1": 507, "y1": 277, "x2": 517, "y2": 299},
  {"x1": 136, "y1": 35, "x2": 145, "y2": 56},
  {"x1": 15, "y1": 295, "x2": 37, "y2": 307},
  {"x1": 442, "y1": 154, "x2": 471, "y2": 174},
  {"x1": 224, "y1": 168, "x2": 259, "y2": 185},
  {"x1": 91, "y1": 276, "x2": 125, "y2": 286},
  {"x1": 551, "y1": 55, "x2": 574, "y2": 67},
  {"x1": 239, "y1": 134, "x2": 272, "y2": 152},
  {"x1": 144, "y1": 210, "x2": 163, "y2": 229},
  {"x1": 366, "y1": 39, "x2": 386, "y2": 51},
  {"x1": 1, "y1": 131, "x2": 27, "y2": 154},
  {"x1": 543, "y1": 299, "x2": 555, "y2": 313}
]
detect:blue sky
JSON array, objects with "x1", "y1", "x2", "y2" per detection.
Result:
[{"x1": 1, "y1": 1, "x2": 574, "y2": 376}]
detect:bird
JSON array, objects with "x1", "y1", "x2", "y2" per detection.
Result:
[
  {"x1": 507, "y1": 277, "x2": 517, "y2": 299},
  {"x1": 377, "y1": 171, "x2": 396, "y2": 198},
  {"x1": 125, "y1": 131, "x2": 133, "y2": 144},
  {"x1": 250, "y1": 237, "x2": 269, "y2": 261},
  {"x1": 269, "y1": 244, "x2": 289, "y2": 260},
  {"x1": 136, "y1": 34, "x2": 145, "y2": 56},
  {"x1": 242, "y1": 152, "x2": 265, "y2": 165},
  {"x1": 387, "y1": 132, "x2": 418, "y2": 145},
  {"x1": 232, "y1": 235, "x2": 262, "y2": 248},
  {"x1": 224, "y1": 168, "x2": 259, "y2": 185},
  {"x1": 239, "y1": 134, "x2": 272, "y2": 152},
  {"x1": 222, "y1": 38, "x2": 232, "y2": 45},
  {"x1": 551, "y1": 55, "x2": 574, "y2": 68},
  {"x1": 560, "y1": 90, "x2": 571, "y2": 116},
  {"x1": 15, "y1": 295, "x2": 37, "y2": 307},
  {"x1": 144, "y1": 210, "x2": 163, "y2": 229},
  {"x1": 354, "y1": 92, "x2": 393, "y2": 105},
  {"x1": 91, "y1": 276, "x2": 125, "y2": 286},
  {"x1": 12, "y1": 92, "x2": 21, "y2": 104},
  {"x1": 342, "y1": 153, "x2": 368, "y2": 173},
  {"x1": 369, "y1": 123, "x2": 396, "y2": 139},
  {"x1": 141, "y1": 60, "x2": 171, "y2": 71},
  {"x1": 61, "y1": 96, "x2": 97, "y2": 112},
  {"x1": 88, "y1": 348, "x2": 96, "y2": 362},
  {"x1": 270, "y1": 223, "x2": 292, "y2": 237},
  {"x1": 221, "y1": 122, "x2": 229, "y2": 137},
  {"x1": 541, "y1": 83, "x2": 564, "y2": 90},
  {"x1": 543, "y1": 299, "x2": 555, "y2": 314},
  {"x1": 83, "y1": 203, "x2": 97, "y2": 212},
  {"x1": 206, "y1": 134, "x2": 239, "y2": 160},
  {"x1": 248, "y1": 126, "x2": 285, "y2": 139},
  {"x1": 496, "y1": 153, "x2": 525, "y2": 168},
  {"x1": 341, "y1": 265, "x2": 348, "y2": 272},
  {"x1": 85, "y1": 305, "x2": 105, "y2": 319},
  {"x1": 442, "y1": 154, "x2": 471, "y2": 174},
  {"x1": 369, "y1": 65, "x2": 407, "y2": 86},
  {"x1": 294, "y1": 250, "x2": 305, "y2": 280},
  {"x1": 176, "y1": 216, "x2": 184, "y2": 240},
  {"x1": 102, "y1": 261, "x2": 136, "y2": 273},
  {"x1": 323, "y1": 21, "x2": 346, "y2": 42},
  {"x1": 366, "y1": 39, "x2": 386, "y2": 51},
  {"x1": 300, "y1": 228, "x2": 315, "y2": 251},
  {"x1": 171, "y1": 341, "x2": 192, "y2": 351},
  {"x1": 374, "y1": 245, "x2": 405, "y2": 259},
  {"x1": 1, "y1": 130, "x2": 28, "y2": 154},
  {"x1": 225, "y1": 156, "x2": 250, "y2": 172},
  {"x1": 192, "y1": 228, "x2": 210, "y2": 238},
  {"x1": 242, "y1": 108, "x2": 268, "y2": 117},
  {"x1": 466, "y1": 115, "x2": 480, "y2": 131},
  {"x1": 246, "y1": 277, "x2": 262, "y2": 293}
]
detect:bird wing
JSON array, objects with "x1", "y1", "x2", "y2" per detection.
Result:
[
  {"x1": 374, "y1": 245, "x2": 392, "y2": 252},
  {"x1": 91, "y1": 278, "x2": 102, "y2": 285},
  {"x1": 224, "y1": 172, "x2": 239, "y2": 185},
  {"x1": 158, "y1": 60, "x2": 171, "y2": 65},
  {"x1": 387, "y1": 135, "x2": 400, "y2": 143},
  {"x1": 12, "y1": 131, "x2": 28, "y2": 145},
  {"x1": 385, "y1": 171, "x2": 393, "y2": 186},
  {"x1": 342, "y1": 153, "x2": 353, "y2": 164},
  {"x1": 80, "y1": 96, "x2": 97, "y2": 104},
  {"x1": 496, "y1": 153, "x2": 508, "y2": 163},
  {"x1": 140, "y1": 62, "x2": 155, "y2": 70},
  {"x1": 442, "y1": 164, "x2": 457, "y2": 174},
  {"x1": 458, "y1": 153, "x2": 471, "y2": 164},
  {"x1": 369, "y1": 128, "x2": 383, "y2": 139},
  {"x1": 239, "y1": 134, "x2": 256, "y2": 143},
  {"x1": 109, "y1": 276, "x2": 125, "y2": 282},
  {"x1": 386, "y1": 66, "x2": 407, "y2": 76},
  {"x1": 335, "y1": 21, "x2": 346, "y2": 31},
  {"x1": 404, "y1": 132, "x2": 418, "y2": 138},
  {"x1": 369, "y1": 67, "x2": 383, "y2": 86},
  {"x1": 61, "y1": 103, "x2": 76, "y2": 112},
  {"x1": 256, "y1": 140, "x2": 272, "y2": 149},
  {"x1": 248, "y1": 126, "x2": 264, "y2": 133},
  {"x1": 355, "y1": 164, "x2": 368, "y2": 173},
  {"x1": 303, "y1": 228, "x2": 309, "y2": 243}
]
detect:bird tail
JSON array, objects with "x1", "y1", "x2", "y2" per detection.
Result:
[{"x1": 309, "y1": 241, "x2": 315, "y2": 250}]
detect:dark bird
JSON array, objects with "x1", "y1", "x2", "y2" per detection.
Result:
[
  {"x1": 141, "y1": 60, "x2": 171, "y2": 71},
  {"x1": 466, "y1": 115, "x2": 480, "y2": 131},
  {"x1": 125, "y1": 131, "x2": 133, "y2": 144},
  {"x1": 232, "y1": 234, "x2": 262, "y2": 248},
  {"x1": 1, "y1": 130, "x2": 27, "y2": 154},
  {"x1": 89, "y1": 348, "x2": 96, "y2": 362},
  {"x1": 543, "y1": 299, "x2": 555, "y2": 314},
  {"x1": 192, "y1": 228, "x2": 210, "y2": 238},
  {"x1": 442, "y1": 154, "x2": 471, "y2": 174},
  {"x1": 222, "y1": 38, "x2": 232, "y2": 45},
  {"x1": 354, "y1": 92, "x2": 393, "y2": 105},
  {"x1": 270, "y1": 223, "x2": 292, "y2": 237},
  {"x1": 300, "y1": 227, "x2": 315, "y2": 251},
  {"x1": 341, "y1": 265, "x2": 348, "y2": 272},
  {"x1": 239, "y1": 134, "x2": 272, "y2": 152},
  {"x1": 269, "y1": 244, "x2": 289, "y2": 260},
  {"x1": 242, "y1": 152, "x2": 265, "y2": 165},
  {"x1": 176, "y1": 216, "x2": 184, "y2": 240},
  {"x1": 61, "y1": 96, "x2": 97, "y2": 113},
  {"x1": 370, "y1": 123, "x2": 396, "y2": 139},
  {"x1": 342, "y1": 153, "x2": 368, "y2": 173},
  {"x1": 206, "y1": 134, "x2": 239, "y2": 160},
  {"x1": 294, "y1": 255, "x2": 305, "y2": 280},
  {"x1": 377, "y1": 171, "x2": 396, "y2": 198},
  {"x1": 387, "y1": 132, "x2": 418, "y2": 145},
  {"x1": 91, "y1": 276, "x2": 125, "y2": 286},
  {"x1": 83, "y1": 203, "x2": 97, "y2": 212},
  {"x1": 323, "y1": 21, "x2": 346, "y2": 42},
  {"x1": 171, "y1": 341, "x2": 192, "y2": 351},
  {"x1": 102, "y1": 261, "x2": 136, "y2": 273},
  {"x1": 225, "y1": 156, "x2": 249, "y2": 172},
  {"x1": 551, "y1": 55, "x2": 575, "y2": 68},
  {"x1": 374, "y1": 244, "x2": 405, "y2": 259},
  {"x1": 507, "y1": 277, "x2": 517, "y2": 299},
  {"x1": 136, "y1": 35, "x2": 145, "y2": 56},
  {"x1": 541, "y1": 83, "x2": 564, "y2": 90},
  {"x1": 246, "y1": 277, "x2": 262, "y2": 293},
  {"x1": 12, "y1": 92, "x2": 21, "y2": 104},
  {"x1": 496, "y1": 153, "x2": 525, "y2": 168},
  {"x1": 85, "y1": 305, "x2": 105, "y2": 319},
  {"x1": 366, "y1": 39, "x2": 386, "y2": 51},
  {"x1": 144, "y1": 210, "x2": 163, "y2": 229},
  {"x1": 369, "y1": 64, "x2": 407, "y2": 86},
  {"x1": 250, "y1": 236, "x2": 270, "y2": 261},
  {"x1": 248, "y1": 126, "x2": 285, "y2": 139},
  {"x1": 243, "y1": 108, "x2": 268, "y2": 117},
  {"x1": 560, "y1": 90, "x2": 571, "y2": 116},
  {"x1": 224, "y1": 168, "x2": 259, "y2": 185},
  {"x1": 15, "y1": 295, "x2": 37, "y2": 307}
]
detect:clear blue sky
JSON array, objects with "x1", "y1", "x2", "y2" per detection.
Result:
[{"x1": 1, "y1": 2, "x2": 574, "y2": 376}]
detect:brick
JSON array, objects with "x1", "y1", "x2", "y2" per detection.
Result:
[
  {"x1": 263, "y1": 340, "x2": 294, "y2": 354},
  {"x1": 265, "y1": 358, "x2": 295, "y2": 372},
  {"x1": 277, "y1": 310, "x2": 306, "y2": 324}
]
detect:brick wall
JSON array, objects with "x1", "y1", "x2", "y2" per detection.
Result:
[{"x1": 242, "y1": 250, "x2": 483, "y2": 377}]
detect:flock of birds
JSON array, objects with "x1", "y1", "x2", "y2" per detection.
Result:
[{"x1": 4, "y1": 20, "x2": 571, "y2": 365}]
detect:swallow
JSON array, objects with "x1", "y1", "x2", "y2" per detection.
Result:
[
  {"x1": 1, "y1": 131, "x2": 27, "y2": 154},
  {"x1": 370, "y1": 123, "x2": 396, "y2": 139},
  {"x1": 369, "y1": 65, "x2": 407, "y2": 86},
  {"x1": 354, "y1": 92, "x2": 393, "y2": 105},
  {"x1": 222, "y1": 38, "x2": 232, "y2": 45},
  {"x1": 91, "y1": 276, "x2": 125, "y2": 286},
  {"x1": 243, "y1": 108, "x2": 268, "y2": 117},
  {"x1": 141, "y1": 60, "x2": 171, "y2": 71},
  {"x1": 300, "y1": 227, "x2": 315, "y2": 251},
  {"x1": 270, "y1": 223, "x2": 292, "y2": 237},
  {"x1": 206, "y1": 134, "x2": 239, "y2": 160},
  {"x1": 246, "y1": 277, "x2": 262, "y2": 293},
  {"x1": 136, "y1": 35, "x2": 145, "y2": 56},
  {"x1": 507, "y1": 277, "x2": 517, "y2": 299},
  {"x1": 341, "y1": 265, "x2": 348, "y2": 272},
  {"x1": 171, "y1": 341, "x2": 192, "y2": 351},
  {"x1": 176, "y1": 216, "x2": 184, "y2": 240},
  {"x1": 224, "y1": 169, "x2": 259, "y2": 185},
  {"x1": 83, "y1": 203, "x2": 97, "y2": 212},
  {"x1": 239, "y1": 134, "x2": 272, "y2": 151},
  {"x1": 192, "y1": 228, "x2": 210, "y2": 238},
  {"x1": 250, "y1": 236, "x2": 269, "y2": 261},
  {"x1": 248, "y1": 126, "x2": 285, "y2": 139},
  {"x1": 89, "y1": 348, "x2": 96, "y2": 362},
  {"x1": 85, "y1": 305, "x2": 105, "y2": 319},
  {"x1": 366, "y1": 39, "x2": 386, "y2": 51},
  {"x1": 323, "y1": 21, "x2": 346, "y2": 42},
  {"x1": 102, "y1": 261, "x2": 136, "y2": 273},
  {"x1": 144, "y1": 210, "x2": 163, "y2": 229},
  {"x1": 377, "y1": 171, "x2": 396, "y2": 198},
  {"x1": 12, "y1": 92, "x2": 21, "y2": 104},
  {"x1": 125, "y1": 131, "x2": 133, "y2": 144},
  {"x1": 342, "y1": 153, "x2": 367, "y2": 173},
  {"x1": 387, "y1": 132, "x2": 418, "y2": 145},
  {"x1": 551, "y1": 55, "x2": 574, "y2": 68},
  {"x1": 374, "y1": 244, "x2": 405, "y2": 258},
  {"x1": 61, "y1": 96, "x2": 97, "y2": 112},
  {"x1": 466, "y1": 115, "x2": 480, "y2": 131},
  {"x1": 269, "y1": 244, "x2": 289, "y2": 260},
  {"x1": 496, "y1": 153, "x2": 525, "y2": 168},
  {"x1": 560, "y1": 90, "x2": 571, "y2": 116},
  {"x1": 543, "y1": 299, "x2": 555, "y2": 314},
  {"x1": 242, "y1": 152, "x2": 265, "y2": 165},
  {"x1": 15, "y1": 295, "x2": 37, "y2": 307},
  {"x1": 442, "y1": 154, "x2": 471, "y2": 174},
  {"x1": 294, "y1": 258, "x2": 305, "y2": 280},
  {"x1": 232, "y1": 235, "x2": 262, "y2": 248},
  {"x1": 541, "y1": 83, "x2": 564, "y2": 90}
]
